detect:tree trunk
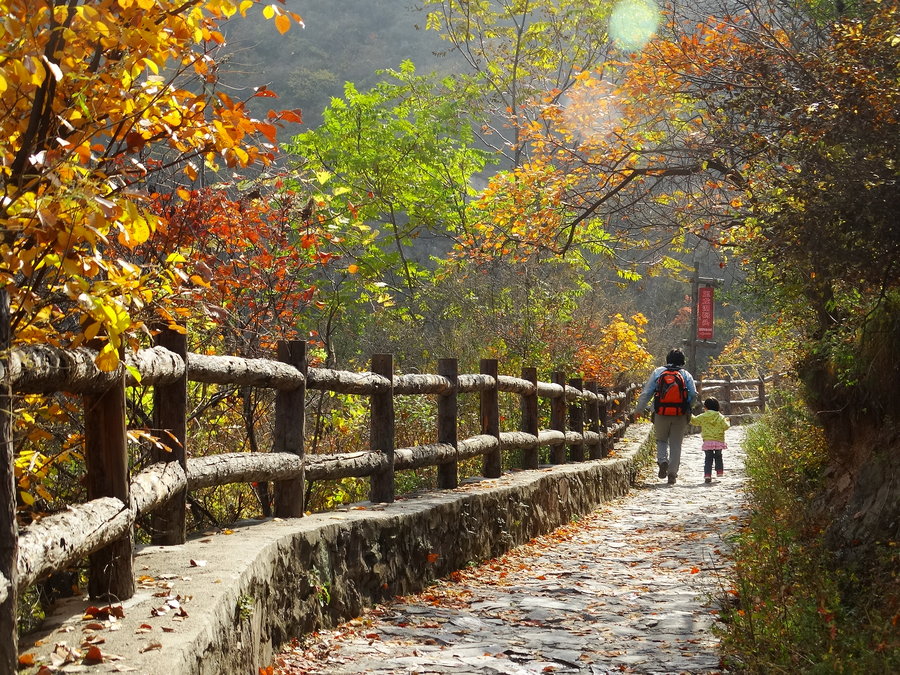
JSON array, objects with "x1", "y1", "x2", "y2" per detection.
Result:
[{"x1": 0, "y1": 290, "x2": 17, "y2": 670}]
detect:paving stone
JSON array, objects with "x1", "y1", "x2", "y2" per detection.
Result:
[{"x1": 276, "y1": 427, "x2": 746, "y2": 674}]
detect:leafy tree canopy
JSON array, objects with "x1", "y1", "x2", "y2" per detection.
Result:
[
  {"x1": 0, "y1": 0, "x2": 302, "y2": 368},
  {"x1": 424, "y1": 0, "x2": 615, "y2": 166},
  {"x1": 463, "y1": 0, "x2": 898, "y2": 420},
  {"x1": 285, "y1": 62, "x2": 493, "y2": 351}
]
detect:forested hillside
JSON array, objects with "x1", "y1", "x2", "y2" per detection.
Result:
[{"x1": 224, "y1": 1, "x2": 453, "y2": 128}]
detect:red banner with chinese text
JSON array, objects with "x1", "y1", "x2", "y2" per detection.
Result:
[{"x1": 697, "y1": 286, "x2": 714, "y2": 340}]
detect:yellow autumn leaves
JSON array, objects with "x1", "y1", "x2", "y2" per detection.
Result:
[
  {"x1": 576, "y1": 313, "x2": 653, "y2": 386},
  {"x1": 0, "y1": 0, "x2": 301, "y2": 370}
]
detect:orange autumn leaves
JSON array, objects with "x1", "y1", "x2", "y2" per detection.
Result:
[
  {"x1": 145, "y1": 187, "x2": 335, "y2": 352},
  {"x1": 454, "y1": 12, "x2": 756, "y2": 264}
]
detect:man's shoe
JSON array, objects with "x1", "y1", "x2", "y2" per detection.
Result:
[
  {"x1": 667, "y1": 474, "x2": 677, "y2": 485},
  {"x1": 658, "y1": 461, "x2": 668, "y2": 479},
  {"x1": 704, "y1": 476, "x2": 712, "y2": 483}
]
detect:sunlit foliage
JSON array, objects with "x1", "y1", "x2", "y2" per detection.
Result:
[{"x1": 0, "y1": 0, "x2": 302, "y2": 368}]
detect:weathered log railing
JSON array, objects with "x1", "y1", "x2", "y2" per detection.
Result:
[
  {"x1": 1, "y1": 333, "x2": 639, "y2": 659},
  {"x1": 697, "y1": 371, "x2": 780, "y2": 419}
]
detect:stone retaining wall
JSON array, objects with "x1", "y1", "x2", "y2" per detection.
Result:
[{"x1": 25, "y1": 424, "x2": 653, "y2": 675}]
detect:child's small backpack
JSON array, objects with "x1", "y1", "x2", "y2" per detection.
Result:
[{"x1": 654, "y1": 367, "x2": 689, "y2": 416}]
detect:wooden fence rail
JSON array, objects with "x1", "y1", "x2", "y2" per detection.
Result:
[
  {"x1": 1, "y1": 333, "x2": 641, "y2": 662},
  {"x1": 697, "y1": 371, "x2": 782, "y2": 419}
]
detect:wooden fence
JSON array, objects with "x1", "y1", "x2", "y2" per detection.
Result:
[
  {"x1": 697, "y1": 370, "x2": 781, "y2": 420},
  {"x1": 0, "y1": 328, "x2": 639, "y2": 664}
]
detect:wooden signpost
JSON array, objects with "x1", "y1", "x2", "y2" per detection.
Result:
[{"x1": 686, "y1": 267, "x2": 724, "y2": 375}]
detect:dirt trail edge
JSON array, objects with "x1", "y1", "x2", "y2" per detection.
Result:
[{"x1": 275, "y1": 426, "x2": 748, "y2": 675}]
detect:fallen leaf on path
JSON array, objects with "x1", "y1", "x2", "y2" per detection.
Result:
[
  {"x1": 84, "y1": 645, "x2": 104, "y2": 664},
  {"x1": 84, "y1": 605, "x2": 125, "y2": 620},
  {"x1": 50, "y1": 643, "x2": 80, "y2": 667}
]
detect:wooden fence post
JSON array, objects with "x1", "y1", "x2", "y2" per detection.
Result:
[
  {"x1": 0, "y1": 290, "x2": 17, "y2": 670},
  {"x1": 568, "y1": 377, "x2": 584, "y2": 462},
  {"x1": 151, "y1": 326, "x2": 188, "y2": 545},
  {"x1": 520, "y1": 366, "x2": 539, "y2": 470},
  {"x1": 550, "y1": 371, "x2": 567, "y2": 464},
  {"x1": 585, "y1": 381, "x2": 602, "y2": 460},
  {"x1": 84, "y1": 367, "x2": 135, "y2": 601},
  {"x1": 481, "y1": 359, "x2": 501, "y2": 478},
  {"x1": 757, "y1": 370, "x2": 767, "y2": 413},
  {"x1": 369, "y1": 354, "x2": 395, "y2": 503},
  {"x1": 437, "y1": 358, "x2": 458, "y2": 489},
  {"x1": 598, "y1": 386, "x2": 610, "y2": 457},
  {"x1": 723, "y1": 373, "x2": 733, "y2": 416},
  {"x1": 274, "y1": 340, "x2": 307, "y2": 518}
]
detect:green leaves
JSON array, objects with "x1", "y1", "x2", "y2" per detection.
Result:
[{"x1": 289, "y1": 64, "x2": 491, "y2": 296}]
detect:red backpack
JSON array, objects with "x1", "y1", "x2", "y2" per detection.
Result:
[{"x1": 654, "y1": 367, "x2": 689, "y2": 416}]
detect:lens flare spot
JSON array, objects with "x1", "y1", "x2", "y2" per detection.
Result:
[
  {"x1": 562, "y1": 78, "x2": 622, "y2": 143},
  {"x1": 609, "y1": 0, "x2": 660, "y2": 51}
]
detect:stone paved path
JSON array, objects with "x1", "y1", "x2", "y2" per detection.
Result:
[{"x1": 274, "y1": 426, "x2": 748, "y2": 674}]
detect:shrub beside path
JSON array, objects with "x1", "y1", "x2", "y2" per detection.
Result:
[{"x1": 275, "y1": 426, "x2": 748, "y2": 674}]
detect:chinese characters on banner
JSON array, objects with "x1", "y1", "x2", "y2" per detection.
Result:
[{"x1": 697, "y1": 286, "x2": 714, "y2": 340}]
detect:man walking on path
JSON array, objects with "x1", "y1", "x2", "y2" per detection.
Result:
[{"x1": 634, "y1": 348, "x2": 697, "y2": 485}]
